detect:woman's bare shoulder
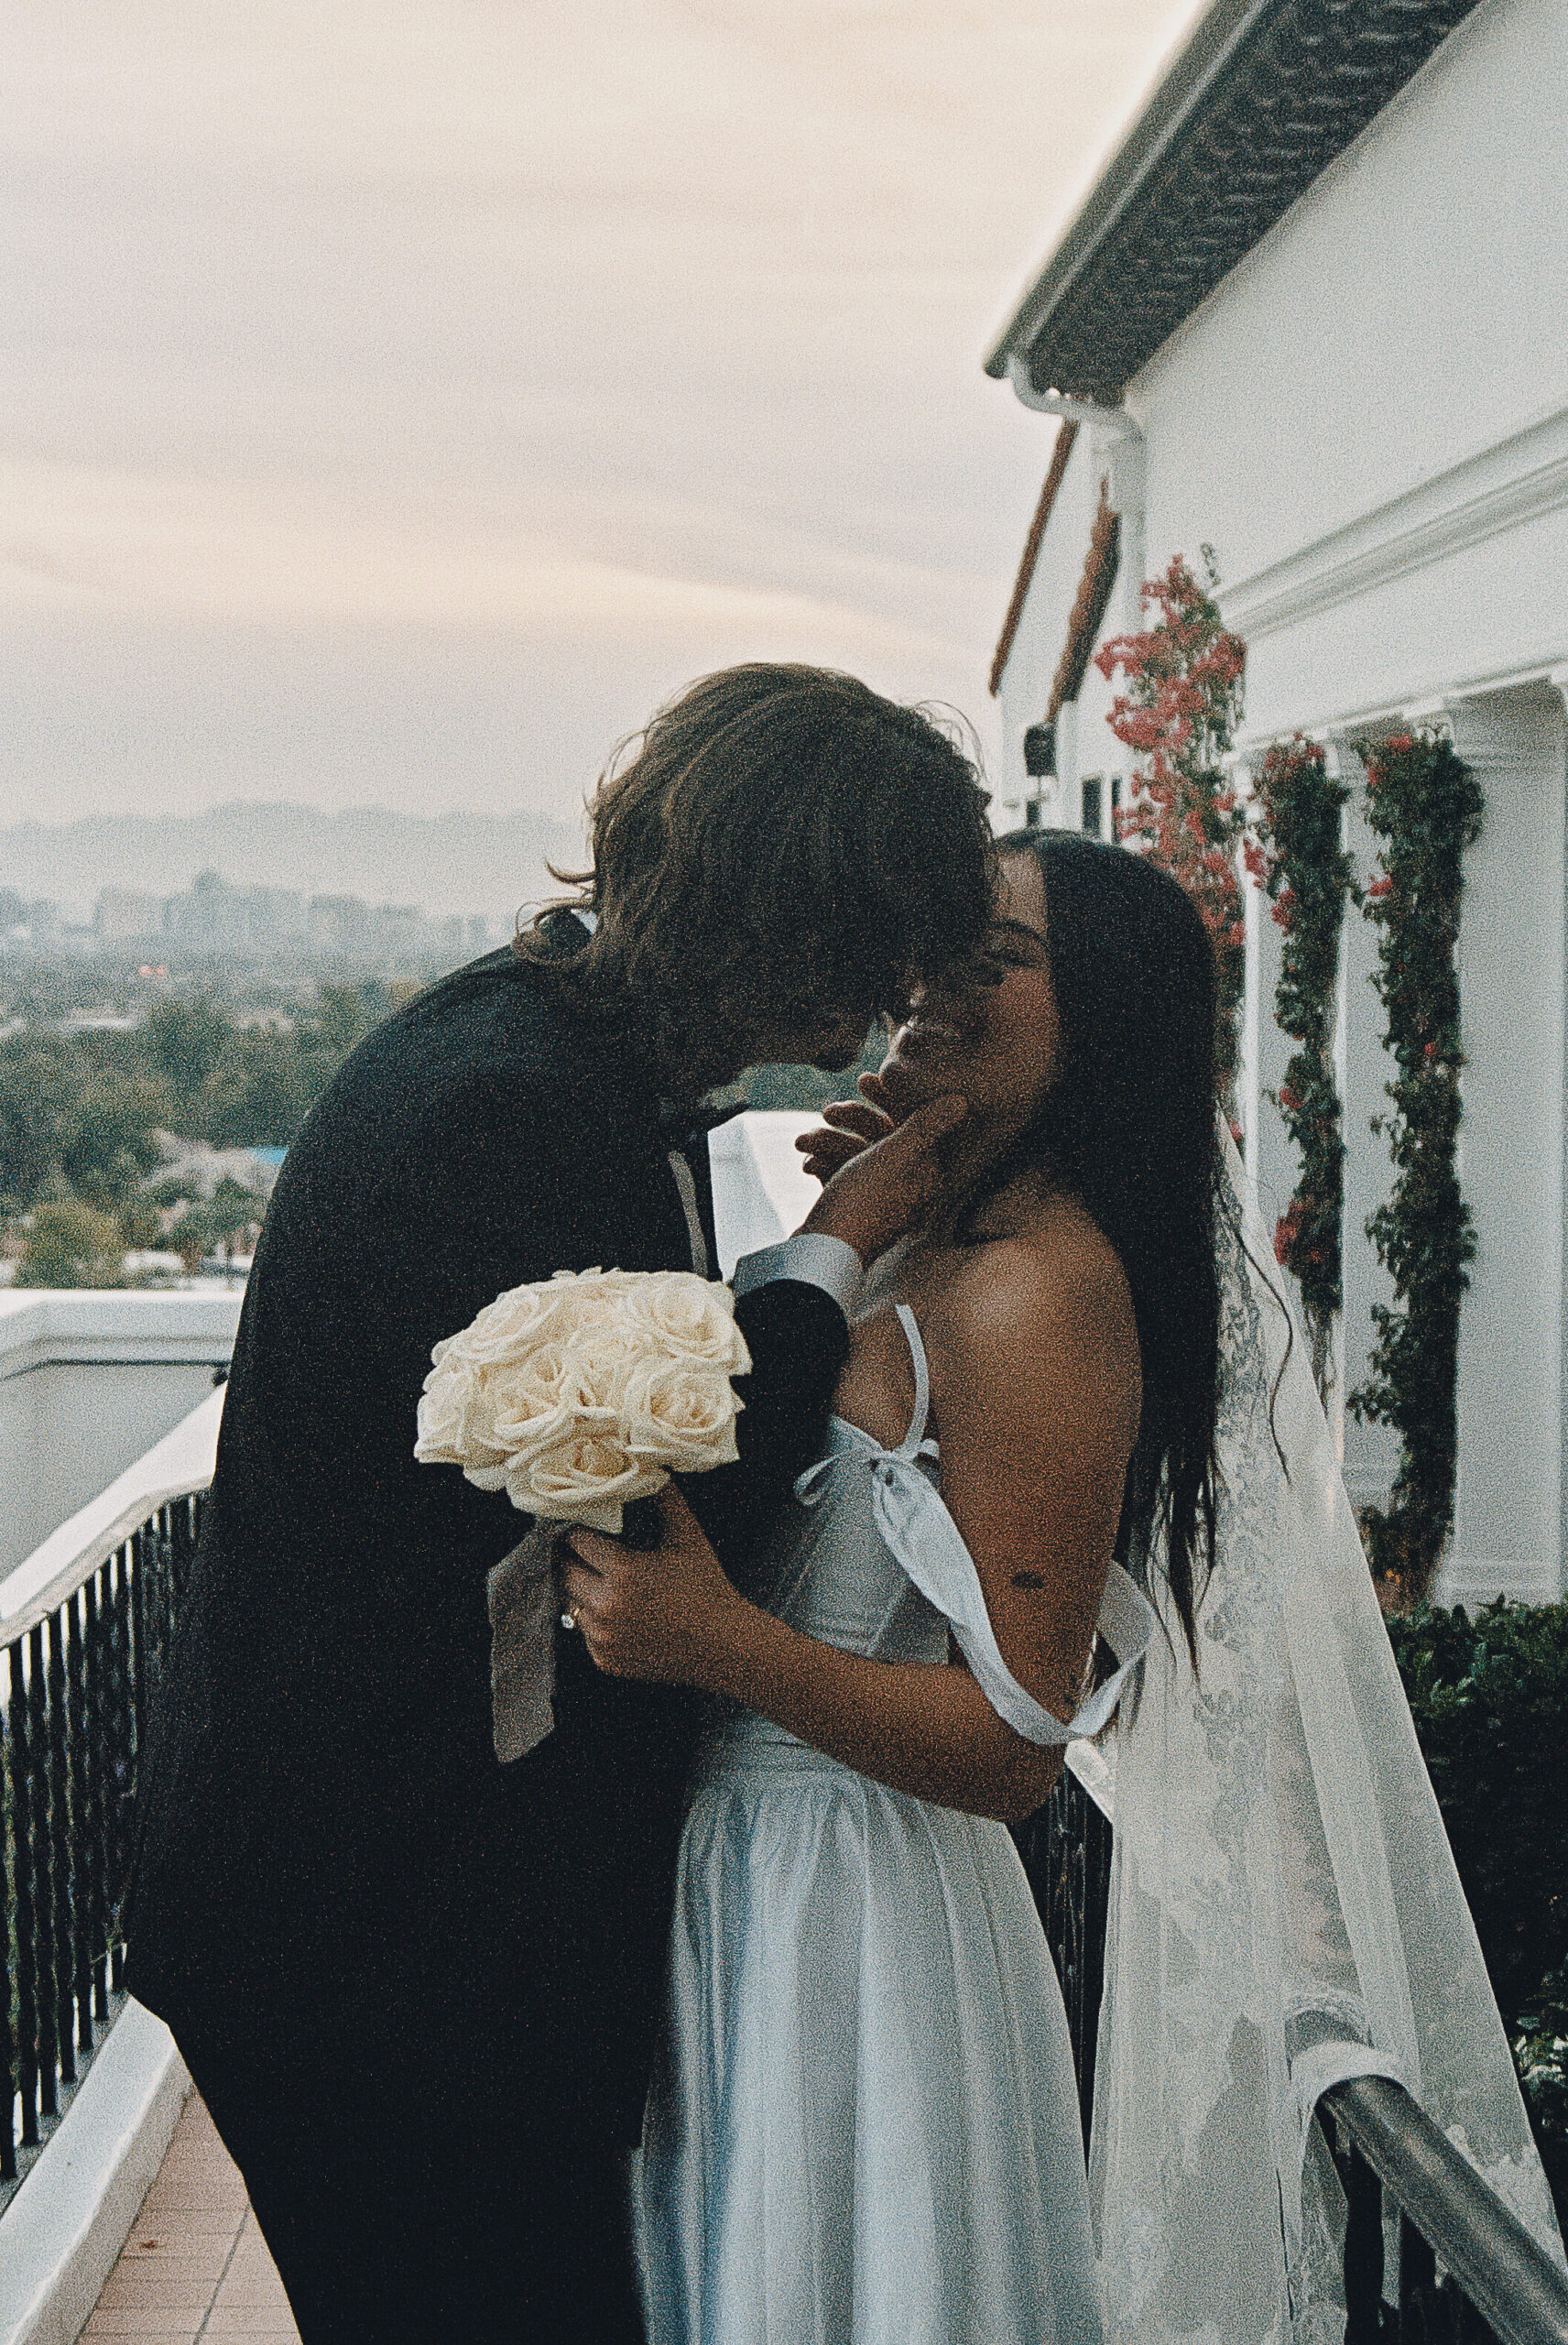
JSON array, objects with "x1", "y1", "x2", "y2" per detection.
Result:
[
  {"x1": 924, "y1": 1201, "x2": 1139, "y2": 1422},
  {"x1": 932, "y1": 1196, "x2": 1134, "y2": 1339}
]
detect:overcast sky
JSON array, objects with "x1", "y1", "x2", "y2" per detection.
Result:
[{"x1": 5, "y1": 0, "x2": 1199, "y2": 836}]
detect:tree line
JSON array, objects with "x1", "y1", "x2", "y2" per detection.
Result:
[
  {"x1": 1, "y1": 983, "x2": 396, "y2": 1282},
  {"x1": 2, "y1": 973, "x2": 887, "y2": 1286}
]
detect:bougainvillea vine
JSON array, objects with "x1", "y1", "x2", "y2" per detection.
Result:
[
  {"x1": 1094, "y1": 551, "x2": 1248, "y2": 1102},
  {"x1": 1349, "y1": 732, "x2": 1484, "y2": 1604},
  {"x1": 1247, "y1": 736, "x2": 1360, "y2": 1401}
]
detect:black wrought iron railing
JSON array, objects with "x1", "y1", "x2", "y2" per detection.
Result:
[
  {"x1": 8, "y1": 1467, "x2": 1567, "y2": 2340},
  {"x1": 1020, "y1": 1767, "x2": 1568, "y2": 2345},
  {"x1": 1015, "y1": 1763, "x2": 1113, "y2": 2146},
  {"x1": 1, "y1": 1489, "x2": 205, "y2": 2211}
]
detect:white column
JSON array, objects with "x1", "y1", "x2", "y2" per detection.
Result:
[
  {"x1": 1235, "y1": 738, "x2": 1363, "y2": 1449},
  {"x1": 1411, "y1": 687, "x2": 1568, "y2": 1608},
  {"x1": 1236, "y1": 748, "x2": 1265, "y2": 1233},
  {"x1": 994, "y1": 665, "x2": 1031, "y2": 827},
  {"x1": 1554, "y1": 667, "x2": 1568, "y2": 1598},
  {"x1": 1097, "y1": 421, "x2": 1146, "y2": 641},
  {"x1": 1229, "y1": 749, "x2": 1273, "y2": 1232}
]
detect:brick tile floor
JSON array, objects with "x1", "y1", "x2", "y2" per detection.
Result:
[{"x1": 82, "y1": 2094, "x2": 300, "y2": 2344}]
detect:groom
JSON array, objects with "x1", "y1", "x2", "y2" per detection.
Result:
[{"x1": 122, "y1": 664, "x2": 995, "y2": 2342}]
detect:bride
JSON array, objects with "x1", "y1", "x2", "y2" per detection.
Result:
[{"x1": 564, "y1": 829, "x2": 1563, "y2": 2345}]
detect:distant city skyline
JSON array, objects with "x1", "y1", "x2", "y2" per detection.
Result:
[
  {"x1": 0, "y1": 800, "x2": 581, "y2": 927},
  {"x1": 93, "y1": 871, "x2": 494, "y2": 965},
  {"x1": 4, "y1": 1, "x2": 1201, "y2": 828}
]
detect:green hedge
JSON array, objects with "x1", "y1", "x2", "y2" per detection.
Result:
[
  {"x1": 1514, "y1": 1962, "x2": 1568, "y2": 2215},
  {"x1": 1388, "y1": 1599, "x2": 1568, "y2": 2201}
]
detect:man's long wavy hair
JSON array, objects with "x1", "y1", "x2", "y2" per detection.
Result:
[
  {"x1": 987, "y1": 831, "x2": 1222, "y2": 1662},
  {"x1": 517, "y1": 665, "x2": 996, "y2": 1107}
]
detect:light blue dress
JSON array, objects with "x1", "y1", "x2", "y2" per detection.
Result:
[{"x1": 630, "y1": 1303, "x2": 1155, "y2": 2345}]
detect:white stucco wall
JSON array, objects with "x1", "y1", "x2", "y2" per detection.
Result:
[
  {"x1": 991, "y1": 0, "x2": 1568, "y2": 1598},
  {"x1": 996, "y1": 445, "x2": 1104, "y2": 820},
  {"x1": 709, "y1": 1111, "x2": 820, "y2": 1275},
  {"x1": 995, "y1": 424, "x2": 1149, "y2": 830},
  {"x1": 1128, "y1": 0, "x2": 1567, "y2": 733}
]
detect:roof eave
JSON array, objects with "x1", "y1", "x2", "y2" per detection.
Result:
[
  {"x1": 984, "y1": 0, "x2": 1280, "y2": 387},
  {"x1": 986, "y1": 0, "x2": 1484, "y2": 404}
]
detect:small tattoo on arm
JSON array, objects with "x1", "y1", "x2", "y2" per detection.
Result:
[{"x1": 1011, "y1": 1570, "x2": 1047, "y2": 1590}]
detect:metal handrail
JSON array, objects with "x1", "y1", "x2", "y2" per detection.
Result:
[
  {"x1": 1028, "y1": 1766, "x2": 1568, "y2": 2345},
  {"x1": 1324, "y1": 2074, "x2": 1568, "y2": 2345},
  {"x1": 3, "y1": 1430, "x2": 216, "y2": 2198}
]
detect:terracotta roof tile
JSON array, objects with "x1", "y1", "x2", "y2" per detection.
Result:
[
  {"x1": 987, "y1": 420, "x2": 1079, "y2": 696},
  {"x1": 1048, "y1": 482, "x2": 1120, "y2": 721}
]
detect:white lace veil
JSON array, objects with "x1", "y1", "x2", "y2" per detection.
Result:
[{"x1": 1083, "y1": 1121, "x2": 1565, "y2": 2345}]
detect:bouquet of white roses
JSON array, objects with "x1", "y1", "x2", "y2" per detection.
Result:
[{"x1": 414, "y1": 1266, "x2": 752, "y2": 1534}]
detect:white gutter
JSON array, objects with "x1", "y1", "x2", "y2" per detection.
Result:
[
  {"x1": 1003, "y1": 357, "x2": 1149, "y2": 645},
  {"x1": 1005, "y1": 354, "x2": 1145, "y2": 442}
]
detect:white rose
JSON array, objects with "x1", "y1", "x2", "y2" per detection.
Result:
[
  {"x1": 444, "y1": 1280, "x2": 570, "y2": 1367},
  {"x1": 509, "y1": 1433, "x2": 666, "y2": 1532},
  {"x1": 545, "y1": 1266, "x2": 644, "y2": 1330},
  {"x1": 414, "y1": 1353, "x2": 478, "y2": 1464},
  {"x1": 615, "y1": 1271, "x2": 752, "y2": 1372},
  {"x1": 568, "y1": 1326, "x2": 650, "y2": 1412},
  {"x1": 445, "y1": 1363, "x2": 520, "y2": 1489},
  {"x1": 473, "y1": 1343, "x2": 607, "y2": 1467},
  {"x1": 417, "y1": 1269, "x2": 751, "y2": 1509},
  {"x1": 619, "y1": 1356, "x2": 742, "y2": 1473}
]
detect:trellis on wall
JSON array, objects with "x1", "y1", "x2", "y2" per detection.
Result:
[
  {"x1": 1247, "y1": 738, "x2": 1361, "y2": 1405},
  {"x1": 1096, "y1": 554, "x2": 1486, "y2": 1603},
  {"x1": 1093, "y1": 551, "x2": 1248, "y2": 1106},
  {"x1": 1348, "y1": 732, "x2": 1485, "y2": 1606}
]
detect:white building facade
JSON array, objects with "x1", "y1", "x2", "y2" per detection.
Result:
[{"x1": 985, "y1": 0, "x2": 1568, "y2": 1604}]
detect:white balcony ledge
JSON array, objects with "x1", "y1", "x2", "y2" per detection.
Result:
[{"x1": 0, "y1": 1292, "x2": 239, "y2": 1585}]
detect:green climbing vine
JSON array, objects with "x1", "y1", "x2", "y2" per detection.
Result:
[
  {"x1": 1349, "y1": 732, "x2": 1485, "y2": 1603},
  {"x1": 1247, "y1": 737, "x2": 1359, "y2": 1401}
]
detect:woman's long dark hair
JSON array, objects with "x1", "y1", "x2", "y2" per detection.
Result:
[{"x1": 990, "y1": 830, "x2": 1221, "y2": 1661}]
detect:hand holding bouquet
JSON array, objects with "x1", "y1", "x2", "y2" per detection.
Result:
[{"x1": 414, "y1": 1267, "x2": 752, "y2": 1534}]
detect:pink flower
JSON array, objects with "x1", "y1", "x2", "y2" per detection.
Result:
[{"x1": 1274, "y1": 1201, "x2": 1305, "y2": 1267}]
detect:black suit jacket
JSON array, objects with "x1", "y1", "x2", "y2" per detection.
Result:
[{"x1": 122, "y1": 946, "x2": 847, "y2": 2139}]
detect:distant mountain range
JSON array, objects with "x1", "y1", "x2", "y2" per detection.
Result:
[{"x1": 0, "y1": 802, "x2": 587, "y2": 926}]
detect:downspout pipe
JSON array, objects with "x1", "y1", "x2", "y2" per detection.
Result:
[
  {"x1": 1000, "y1": 354, "x2": 1149, "y2": 815},
  {"x1": 1004, "y1": 352, "x2": 1148, "y2": 629}
]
